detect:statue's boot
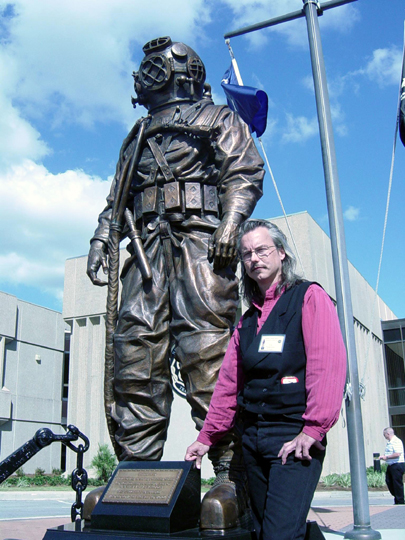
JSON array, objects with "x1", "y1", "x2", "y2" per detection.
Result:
[
  {"x1": 200, "y1": 467, "x2": 250, "y2": 530},
  {"x1": 83, "y1": 485, "x2": 106, "y2": 522}
]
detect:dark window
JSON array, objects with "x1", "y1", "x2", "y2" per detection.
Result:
[
  {"x1": 383, "y1": 328, "x2": 401, "y2": 342},
  {"x1": 61, "y1": 399, "x2": 68, "y2": 422},
  {"x1": 388, "y1": 388, "x2": 405, "y2": 407},
  {"x1": 384, "y1": 343, "x2": 405, "y2": 389},
  {"x1": 61, "y1": 331, "x2": 71, "y2": 417},
  {"x1": 391, "y1": 415, "x2": 405, "y2": 448},
  {"x1": 60, "y1": 444, "x2": 66, "y2": 473},
  {"x1": 392, "y1": 414, "x2": 405, "y2": 427}
]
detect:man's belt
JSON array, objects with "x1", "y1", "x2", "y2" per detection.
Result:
[{"x1": 134, "y1": 181, "x2": 218, "y2": 219}]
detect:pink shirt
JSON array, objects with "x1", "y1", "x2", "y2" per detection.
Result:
[{"x1": 197, "y1": 283, "x2": 347, "y2": 446}]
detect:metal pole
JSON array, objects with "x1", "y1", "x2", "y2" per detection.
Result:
[
  {"x1": 302, "y1": 1, "x2": 380, "y2": 538},
  {"x1": 224, "y1": 0, "x2": 357, "y2": 39}
]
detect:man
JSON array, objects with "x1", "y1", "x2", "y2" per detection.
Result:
[
  {"x1": 87, "y1": 37, "x2": 264, "y2": 528},
  {"x1": 186, "y1": 219, "x2": 347, "y2": 540},
  {"x1": 380, "y1": 427, "x2": 405, "y2": 504}
]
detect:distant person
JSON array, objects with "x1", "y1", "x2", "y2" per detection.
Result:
[
  {"x1": 185, "y1": 219, "x2": 347, "y2": 540},
  {"x1": 379, "y1": 427, "x2": 404, "y2": 504}
]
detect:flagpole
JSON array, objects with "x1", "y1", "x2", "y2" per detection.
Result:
[{"x1": 302, "y1": 2, "x2": 379, "y2": 538}]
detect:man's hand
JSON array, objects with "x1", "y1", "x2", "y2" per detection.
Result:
[
  {"x1": 208, "y1": 212, "x2": 243, "y2": 270},
  {"x1": 185, "y1": 441, "x2": 210, "y2": 470},
  {"x1": 87, "y1": 240, "x2": 108, "y2": 286},
  {"x1": 278, "y1": 432, "x2": 325, "y2": 465},
  {"x1": 379, "y1": 455, "x2": 387, "y2": 461}
]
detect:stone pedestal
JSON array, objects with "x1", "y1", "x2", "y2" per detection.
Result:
[{"x1": 42, "y1": 461, "x2": 255, "y2": 540}]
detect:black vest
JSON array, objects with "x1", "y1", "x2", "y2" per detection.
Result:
[{"x1": 237, "y1": 281, "x2": 316, "y2": 415}]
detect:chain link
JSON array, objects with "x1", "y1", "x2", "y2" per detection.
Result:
[{"x1": 67, "y1": 427, "x2": 90, "y2": 522}]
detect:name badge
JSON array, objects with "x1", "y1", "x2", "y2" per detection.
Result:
[{"x1": 258, "y1": 335, "x2": 285, "y2": 353}]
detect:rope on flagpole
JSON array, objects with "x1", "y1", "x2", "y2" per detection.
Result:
[
  {"x1": 359, "y1": 21, "x2": 405, "y2": 394},
  {"x1": 225, "y1": 39, "x2": 306, "y2": 276}
]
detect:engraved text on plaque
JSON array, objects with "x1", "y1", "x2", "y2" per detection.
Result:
[{"x1": 103, "y1": 469, "x2": 183, "y2": 505}]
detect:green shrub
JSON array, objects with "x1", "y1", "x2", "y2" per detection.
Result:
[
  {"x1": 32, "y1": 475, "x2": 46, "y2": 486},
  {"x1": 16, "y1": 478, "x2": 30, "y2": 488},
  {"x1": 88, "y1": 478, "x2": 105, "y2": 487},
  {"x1": 47, "y1": 475, "x2": 69, "y2": 486},
  {"x1": 15, "y1": 468, "x2": 25, "y2": 478},
  {"x1": 367, "y1": 471, "x2": 386, "y2": 488},
  {"x1": 35, "y1": 467, "x2": 46, "y2": 477},
  {"x1": 91, "y1": 444, "x2": 117, "y2": 482},
  {"x1": 322, "y1": 473, "x2": 340, "y2": 488},
  {"x1": 52, "y1": 468, "x2": 62, "y2": 476},
  {"x1": 3, "y1": 477, "x2": 18, "y2": 486},
  {"x1": 336, "y1": 473, "x2": 351, "y2": 488},
  {"x1": 201, "y1": 477, "x2": 215, "y2": 486}
]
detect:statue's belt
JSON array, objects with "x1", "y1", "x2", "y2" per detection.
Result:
[{"x1": 133, "y1": 182, "x2": 219, "y2": 219}]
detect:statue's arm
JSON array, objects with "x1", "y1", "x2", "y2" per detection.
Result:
[
  {"x1": 208, "y1": 109, "x2": 265, "y2": 269},
  {"x1": 86, "y1": 177, "x2": 116, "y2": 286}
]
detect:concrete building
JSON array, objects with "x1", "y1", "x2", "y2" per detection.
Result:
[
  {"x1": 0, "y1": 292, "x2": 66, "y2": 474},
  {"x1": 62, "y1": 211, "x2": 397, "y2": 478}
]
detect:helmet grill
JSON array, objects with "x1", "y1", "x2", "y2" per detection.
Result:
[
  {"x1": 188, "y1": 57, "x2": 206, "y2": 84},
  {"x1": 140, "y1": 54, "x2": 171, "y2": 90}
]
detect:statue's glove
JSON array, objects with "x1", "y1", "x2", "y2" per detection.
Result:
[
  {"x1": 87, "y1": 240, "x2": 108, "y2": 286},
  {"x1": 208, "y1": 212, "x2": 244, "y2": 270}
]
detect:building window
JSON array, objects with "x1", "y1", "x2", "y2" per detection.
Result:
[
  {"x1": 382, "y1": 320, "x2": 405, "y2": 443},
  {"x1": 383, "y1": 328, "x2": 401, "y2": 343},
  {"x1": 391, "y1": 414, "x2": 405, "y2": 449},
  {"x1": 61, "y1": 330, "x2": 71, "y2": 426}
]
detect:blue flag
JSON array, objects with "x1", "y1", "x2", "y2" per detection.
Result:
[
  {"x1": 221, "y1": 64, "x2": 268, "y2": 138},
  {"x1": 399, "y1": 49, "x2": 405, "y2": 147}
]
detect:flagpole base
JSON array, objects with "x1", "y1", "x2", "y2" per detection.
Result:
[{"x1": 344, "y1": 526, "x2": 381, "y2": 539}]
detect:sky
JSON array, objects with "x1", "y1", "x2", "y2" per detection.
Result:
[{"x1": 0, "y1": 0, "x2": 404, "y2": 320}]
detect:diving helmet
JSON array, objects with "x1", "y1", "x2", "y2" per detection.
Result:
[{"x1": 132, "y1": 36, "x2": 206, "y2": 112}]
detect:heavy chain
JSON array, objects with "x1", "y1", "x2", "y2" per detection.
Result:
[
  {"x1": 66, "y1": 426, "x2": 90, "y2": 522},
  {"x1": 0, "y1": 424, "x2": 89, "y2": 522}
]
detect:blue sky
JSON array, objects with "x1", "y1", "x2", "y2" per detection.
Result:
[{"x1": 0, "y1": 0, "x2": 404, "y2": 319}]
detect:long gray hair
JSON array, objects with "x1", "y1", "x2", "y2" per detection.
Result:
[{"x1": 237, "y1": 219, "x2": 302, "y2": 305}]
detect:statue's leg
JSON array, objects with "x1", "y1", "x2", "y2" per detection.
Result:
[
  {"x1": 170, "y1": 225, "x2": 249, "y2": 529},
  {"x1": 112, "y1": 237, "x2": 173, "y2": 461}
]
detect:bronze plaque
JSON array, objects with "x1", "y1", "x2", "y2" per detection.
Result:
[{"x1": 103, "y1": 469, "x2": 183, "y2": 505}]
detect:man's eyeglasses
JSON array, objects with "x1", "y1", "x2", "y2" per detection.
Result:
[{"x1": 240, "y1": 246, "x2": 277, "y2": 263}]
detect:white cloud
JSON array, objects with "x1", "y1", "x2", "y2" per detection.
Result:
[
  {"x1": 362, "y1": 46, "x2": 403, "y2": 87},
  {"x1": 282, "y1": 113, "x2": 318, "y2": 143},
  {"x1": 0, "y1": 96, "x2": 50, "y2": 171},
  {"x1": 0, "y1": 160, "x2": 111, "y2": 298},
  {"x1": 344, "y1": 206, "x2": 360, "y2": 222}
]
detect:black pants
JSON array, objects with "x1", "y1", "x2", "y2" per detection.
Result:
[
  {"x1": 386, "y1": 463, "x2": 405, "y2": 504},
  {"x1": 242, "y1": 415, "x2": 325, "y2": 540}
]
